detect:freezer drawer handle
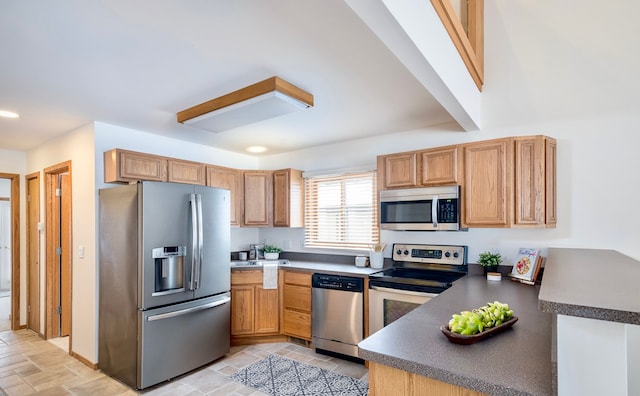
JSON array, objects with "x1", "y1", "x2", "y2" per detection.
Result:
[{"x1": 146, "y1": 296, "x2": 230, "y2": 322}]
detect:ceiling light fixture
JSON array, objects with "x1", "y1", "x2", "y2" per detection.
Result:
[
  {"x1": 246, "y1": 146, "x2": 268, "y2": 154},
  {"x1": 0, "y1": 110, "x2": 19, "y2": 118},
  {"x1": 177, "y1": 76, "x2": 313, "y2": 133}
]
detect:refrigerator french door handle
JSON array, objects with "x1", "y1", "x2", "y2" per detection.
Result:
[
  {"x1": 195, "y1": 193, "x2": 204, "y2": 290},
  {"x1": 146, "y1": 296, "x2": 231, "y2": 321},
  {"x1": 189, "y1": 193, "x2": 198, "y2": 291}
]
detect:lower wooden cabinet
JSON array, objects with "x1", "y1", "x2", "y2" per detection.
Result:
[
  {"x1": 368, "y1": 362, "x2": 487, "y2": 396},
  {"x1": 230, "y1": 271, "x2": 279, "y2": 336},
  {"x1": 282, "y1": 271, "x2": 312, "y2": 340}
]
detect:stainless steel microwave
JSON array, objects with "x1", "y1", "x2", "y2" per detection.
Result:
[{"x1": 379, "y1": 186, "x2": 461, "y2": 231}]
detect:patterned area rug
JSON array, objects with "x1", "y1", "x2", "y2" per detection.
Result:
[{"x1": 230, "y1": 354, "x2": 369, "y2": 396}]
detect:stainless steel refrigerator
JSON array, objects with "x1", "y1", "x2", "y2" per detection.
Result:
[{"x1": 98, "y1": 181, "x2": 231, "y2": 390}]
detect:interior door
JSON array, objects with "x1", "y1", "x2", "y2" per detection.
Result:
[
  {"x1": 27, "y1": 174, "x2": 40, "y2": 333},
  {"x1": 60, "y1": 173, "x2": 71, "y2": 336}
]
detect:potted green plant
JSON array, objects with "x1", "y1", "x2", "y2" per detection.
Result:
[
  {"x1": 263, "y1": 245, "x2": 282, "y2": 260},
  {"x1": 478, "y1": 250, "x2": 502, "y2": 275}
]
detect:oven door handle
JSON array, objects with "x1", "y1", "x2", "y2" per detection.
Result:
[{"x1": 370, "y1": 286, "x2": 438, "y2": 298}]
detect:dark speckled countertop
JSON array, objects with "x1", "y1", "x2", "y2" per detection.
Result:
[
  {"x1": 358, "y1": 276, "x2": 552, "y2": 396},
  {"x1": 538, "y1": 248, "x2": 640, "y2": 325}
]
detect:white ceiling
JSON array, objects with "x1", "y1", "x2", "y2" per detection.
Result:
[{"x1": 0, "y1": 0, "x2": 458, "y2": 156}]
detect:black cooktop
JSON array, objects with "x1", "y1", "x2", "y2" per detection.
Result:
[{"x1": 369, "y1": 267, "x2": 466, "y2": 293}]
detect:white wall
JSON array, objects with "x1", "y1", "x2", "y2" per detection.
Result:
[{"x1": 27, "y1": 123, "x2": 96, "y2": 360}]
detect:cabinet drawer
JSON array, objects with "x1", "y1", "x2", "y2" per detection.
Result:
[
  {"x1": 283, "y1": 285, "x2": 311, "y2": 312},
  {"x1": 283, "y1": 310, "x2": 311, "y2": 340},
  {"x1": 231, "y1": 270, "x2": 263, "y2": 285},
  {"x1": 283, "y1": 271, "x2": 312, "y2": 287}
]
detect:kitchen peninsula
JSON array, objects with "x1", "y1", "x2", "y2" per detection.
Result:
[
  {"x1": 359, "y1": 248, "x2": 640, "y2": 395},
  {"x1": 359, "y1": 276, "x2": 551, "y2": 395}
]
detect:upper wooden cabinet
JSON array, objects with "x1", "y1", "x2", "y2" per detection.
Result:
[
  {"x1": 242, "y1": 171, "x2": 273, "y2": 227},
  {"x1": 463, "y1": 135, "x2": 556, "y2": 228},
  {"x1": 104, "y1": 148, "x2": 167, "y2": 183},
  {"x1": 463, "y1": 138, "x2": 513, "y2": 227},
  {"x1": 206, "y1": 165, "x2": 242, "y2": 227},
  {"x1": 273, "y1": 169, "x2": 304, "y2": 228},
  {"x1": 378, "y1": 152, "x2": 419, "y2": 189},
  {"x1": 378, "y1": 146, "x2": 462, "y2": 190},
  {"x1": 514, "y1": 136, "x2": 557, "y2": 227},
  {"x1": 167, "y1": 159, "x2": 205, "y2": 185},
  {"x1": 420, "y1": 145, "x2": 462, "y2": 186}
]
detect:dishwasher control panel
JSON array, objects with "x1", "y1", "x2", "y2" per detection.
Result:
[{"x1": 312, "y1": 274, "x2": 363, "y2": 292}]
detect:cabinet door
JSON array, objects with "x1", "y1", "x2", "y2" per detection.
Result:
[
  {"x1": 207, "y1": 166, "x2": 242, "y2": 226},
  {"x1": 463, "y1": 138, "x2": 513, "y2": 226},
  {"x1": 379, "y1": 153, "x2": 418, "y2": 189},
  {"x1": 283, "y1": 271, "x2": 312, "y2": 287},
  {"x1": 243, "y1": 171, "x2": 272, "y2": 226},
  {"x1": 514, "y1": 137, "x2": 545, "y2": 226},
  {"x1": 167, "y1": 159, "x2": 205, "y2": 185},
  {"x1": 104, "y1": 149, "x2": 168, "y2": 183},
  {"x1": 420, "y1": 146, "x2": 460, "y2": 185},
  {"x1": 273, "y1": 169, "x2": 304, "y2": 227},
  {"x1": 283, "y1": 310, "x2": 312, "y2": 340},
  {"x1": 230, "y1": 285, "x2": 254, "y2": 335},
  {"x1": 255, "y1": 287, "x2": 279, "y2": 334},
  {"x1": 283, "y1": 284, "x2": 311, "y2": 312}
]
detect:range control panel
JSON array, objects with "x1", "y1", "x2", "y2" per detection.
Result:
[{"x1": 392, "y1": 244, "x2": 467, "y2": 266}]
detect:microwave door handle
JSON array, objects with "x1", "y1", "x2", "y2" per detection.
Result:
[
  {"x1": 432, "y1": 195, "x2": 439, "y2": 229},
  {"x1": 189, "y1": 193, "x2": 197, "y2": 291}
]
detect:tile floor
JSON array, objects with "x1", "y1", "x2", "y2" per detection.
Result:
[{"x1": 0, "y1": 330, "x2": 368, "y2": 395}]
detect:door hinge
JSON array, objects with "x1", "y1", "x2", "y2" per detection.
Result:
[
  {"x1": 27, "y1": 305, "x2": 31, "y2": 313},
  {"x1": 27, "y1": 194, "x2": 31, "y2": 202},
  {"x1": 55, "y1": 247, "x2": 62, "y2": 255},
  {"x1": 56, "y1": 306, "x2": 62, "y2": 315},
  {"x1": 55, "y1": 188, "x2": 62, "y2": 197}
]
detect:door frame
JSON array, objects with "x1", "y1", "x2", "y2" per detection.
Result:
[
  {"x1": 0, "y1": 173, "x2": 20, "y2": 331},
  {"x1": 25, "y1": 172, "x2": 41, "y2": 335},
  {"x1": 44, "y1": 161, "x2": 72, "y2": 340}
]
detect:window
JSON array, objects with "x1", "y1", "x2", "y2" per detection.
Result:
[{"x1": 304, "y1": 171, "x2": 378, "y2": 250}]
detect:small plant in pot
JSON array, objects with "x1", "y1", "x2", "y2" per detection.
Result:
[
  {"x1": 478, "y1": 250, "x2": 502, "y2": 275},
  {"x1": 263, "y1": 245, "x2": 282, "y2": 260}
]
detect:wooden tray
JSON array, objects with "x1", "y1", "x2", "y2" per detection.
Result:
[{"x1": 440, "y1": 316, "x2": 518, "y2": 345}]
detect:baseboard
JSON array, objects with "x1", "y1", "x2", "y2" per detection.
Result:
[{"x1": 70, "y1": 350, "x2": 98, "y2": 370}]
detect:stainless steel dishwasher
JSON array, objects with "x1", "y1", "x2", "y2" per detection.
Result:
[{"x1": 311, "y1": 274, "x2": 364, "y2": 360}]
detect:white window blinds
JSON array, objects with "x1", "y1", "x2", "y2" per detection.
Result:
[{"x1": 304, "y1": 171, "x2": 379, "y2": 250}]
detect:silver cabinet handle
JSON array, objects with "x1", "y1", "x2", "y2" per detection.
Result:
[{"x1": 147, "y1": 296, "x2": 230, "y2": 321}]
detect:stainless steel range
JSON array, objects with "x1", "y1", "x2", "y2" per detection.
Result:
[{"x1": 369, "y1": 243, "x2": 467, "y2": 334}]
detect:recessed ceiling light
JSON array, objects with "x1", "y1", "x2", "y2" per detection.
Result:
[
  {"x1": 246, "y1": 146, "x2": 268, "y2": 153},
  {"x1": 0, "y1": 110, "x2": 19, "y2": 118}
]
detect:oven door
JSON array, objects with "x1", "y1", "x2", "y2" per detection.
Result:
[{"x1": 368, "y1": 286, "x2": 438, "y2": 335}]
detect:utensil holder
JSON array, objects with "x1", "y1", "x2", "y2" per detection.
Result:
[{"x1": 369, "y1": 251, "x2": 384, "y2": 269}]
